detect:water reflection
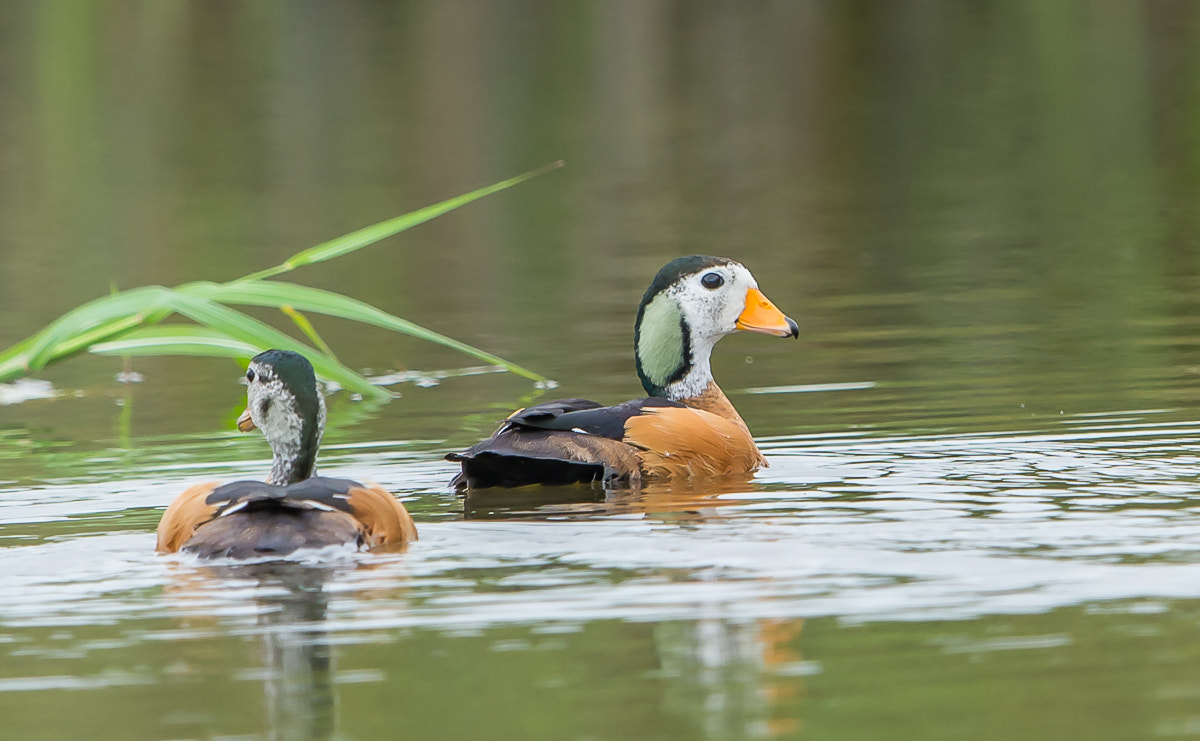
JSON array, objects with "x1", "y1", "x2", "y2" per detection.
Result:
[
  {"x1": 157, "y1": 556, "x2": 811, "y2": 739},
  {"x1": 461, "y1": 476, "x2": 759, "y2": 521},
  {"x1": 168, "y1": 562, "x2": 343, "y2": 741},
  {"x1": 656, "y1": 618, "x2": 807, "y2": 739}
]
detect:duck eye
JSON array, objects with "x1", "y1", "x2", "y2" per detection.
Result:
[
  {"x1": 246, "y1": 368, "x2": 256, "y2": 383},
  {"x1": 701, "y1": 272, "x2": 724, "y2": 290}
]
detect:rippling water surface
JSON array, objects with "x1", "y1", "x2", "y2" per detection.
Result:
[{"x1": 7, "y1": 403, "x2": 1200, "y2": 740}]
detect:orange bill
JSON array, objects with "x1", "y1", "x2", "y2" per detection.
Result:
[
  {"x1": 736, "y1": 288, "x2": 799, "y2": 338},
  {"x1": 236, "y1": 408, "x2": 257, "y2": 432}
]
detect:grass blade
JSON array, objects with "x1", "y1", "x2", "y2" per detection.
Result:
[
  {"x1": 279, "y1": 306, "x2": 338, "y2": 360},
  {"x1": 0, "y1": 287, "x2": 177, "y2": 380},
  {"x1": 183, "y1": 280, "x2": 546, "y2": 381},
  {"x1": 163, "y1": 291, "x2": 389, "y2": 400},
  {"x1": 90, "y1": 327, "x2": 262, "y2": 358},
  {"x1": 242, "y1": 161, "x2": 564, "y2": 281},
  {"x1": 0, "y1": 168, "x2": 556, "y2": 391},
  {"x1": 24, "y1": 286, "x2": 175, "y2": 368}
]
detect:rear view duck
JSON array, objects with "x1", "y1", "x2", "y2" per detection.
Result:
[
  {"x1": 448, "y1": 255, "x2": 798, "y2": 489},
  {"x1": 157, "y1": 349, "x2": 417, "y2": 558}
]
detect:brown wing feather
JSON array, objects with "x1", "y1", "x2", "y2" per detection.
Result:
[
  {"x1": 625, "y1": 406, "x2": 766, "y2": 480},
  {"x1": 157, "y1": 481, "x2": 222, "y2": 553},
  {"x1": 546, "y1": 434, "x2": 642, "y2": 476},
  {"x1": 494, "y1": 431, "x2": 643, "y2": 475},
  {"x1": 449, "y1": 428, "x2": 645, "y2": 488},
  {"x1": 343, "y1": 484, "x2": 418, "y2": 547}
]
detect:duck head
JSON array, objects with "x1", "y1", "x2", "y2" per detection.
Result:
[
  {"x1": 236, "y1": 349, "x2": 327, "y2": 485},
  {"x1": 634, "y1": 256, "x2": 798, "y2": 400}
]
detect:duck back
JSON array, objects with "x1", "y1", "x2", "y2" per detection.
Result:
[{"x1": 182, "y1": 501, "x2": 363, "y2": 559}]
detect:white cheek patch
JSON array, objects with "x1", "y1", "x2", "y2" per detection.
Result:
[
  {"x1": 718, "y1": 266, "x2": 759, "y2": 331},
  {"x1": 247, "y1": 375, "x2": 302, "y2": 448},
  {"x1": 668, "y1": 263, "x2": 757, "y2": 341}
]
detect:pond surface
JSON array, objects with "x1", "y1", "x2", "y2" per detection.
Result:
[{"x1": 4, "y1": 2, "x2": 1200, "y2": 740}]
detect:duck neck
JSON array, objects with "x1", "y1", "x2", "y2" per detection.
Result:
[
  {"x1": 266, "y1": 413, "x2": 321, "y2": 486},
  {"x1": 657, "y1": 345, "x2": 715, "y2": 402},
  {"x1": 682, "y1": 380, "x2": 750, "y2": 428}
]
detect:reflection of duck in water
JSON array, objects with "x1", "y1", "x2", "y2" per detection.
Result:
[
  {"x1": 251, "y1": 564, "x2": 340, "y2": 741},
  {"x1": 656, "y1": 617, "x2": 805, "y2": 738},
  {"x1": 449, "y1": 256, "x2": 798, "y2": 489},
  {"x1": 461, "y1": 477, "x2": 762, "y2": 522},
  {"x1": 182, "y1": 562, "x2": 342, "y2": 741},
  {"x1": 157, "y1": 350, "x2": 417, "y2": 558}
]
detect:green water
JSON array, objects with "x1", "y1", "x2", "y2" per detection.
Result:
[{"x1": 4, "y1": 2, "x2": 1200, "y2": 739}]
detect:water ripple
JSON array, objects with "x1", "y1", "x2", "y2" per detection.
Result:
[{"x1": 4, "y1": 414, "x2": 1200, "y2": 636}]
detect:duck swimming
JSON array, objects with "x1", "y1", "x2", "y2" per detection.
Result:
[
  {"x1": 157, "y1": 349, "x2": 417, "y2": 557},
  {"x1": 448, "y1": 255, "x2": 798, "y2": 489}
]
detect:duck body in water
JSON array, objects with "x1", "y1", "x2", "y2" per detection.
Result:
[
  {"x1": 448, "y1": 256, "x2": 798, "y2": 489},
  {"x1": 157, "y1": 349, "x2": 417, "y2": 558}
]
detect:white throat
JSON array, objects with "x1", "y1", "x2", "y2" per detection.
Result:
[{"x1": 661, "y1": 334, "x2": 715, "y2": 400}]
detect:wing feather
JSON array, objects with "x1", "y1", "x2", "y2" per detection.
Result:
[
  {"x1": 156, "y1": 481, "x2": 222, "y2": 553},
  {"x1": 343, "y1": 484, "x2": 418, "y2": 547},
  {"x1": 449, "y1": 397, "x2": 763, "y2": 488},
  {"x1": 157, "y1": 477, "x2": 417, "y2": 554}
]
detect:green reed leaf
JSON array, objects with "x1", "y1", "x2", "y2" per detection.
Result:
[
  {"x1": 90, "y1": 327, "x2": 261, "y2": 358},
  {"x1": 0, "y1": 165, "x2": 559, "y2": 390},
  {"x1": 2, "y1": 287, "x2": 177, "y2": 379},
  {"x1": 162, "y1": 291, "x2": 389, "y2": 400},
  {"x1": 181, "y1": 280, "x2": 547, "y2": 381},
  {"x1": 242, "y1": 161, "x2": 564, "y2": 281},
  {"x1": 279, "y1": 306, "x2": 338, "y2": 361}
]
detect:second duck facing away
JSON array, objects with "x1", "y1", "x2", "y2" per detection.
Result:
[
  {"x1": 157, "y1": 350, "x2": 417, "y2": 558},
  {"x1": 448, "y1": 255, "x2": 799, "y2": 489}
]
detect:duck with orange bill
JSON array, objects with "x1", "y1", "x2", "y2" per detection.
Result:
[{"x1": 448, "y1": 255, "x2": 798, "y2": 489}]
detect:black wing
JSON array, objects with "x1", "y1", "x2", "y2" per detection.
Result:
[
  {"x1": 205, "y1": 476, "x2": 365, "y2": 517},
  {"x1": 501, "y1": 397, "x2": 684, "y2": 440},
  {"x1": 447, "y1": 397, "x2": 687, "y2": 489}
]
